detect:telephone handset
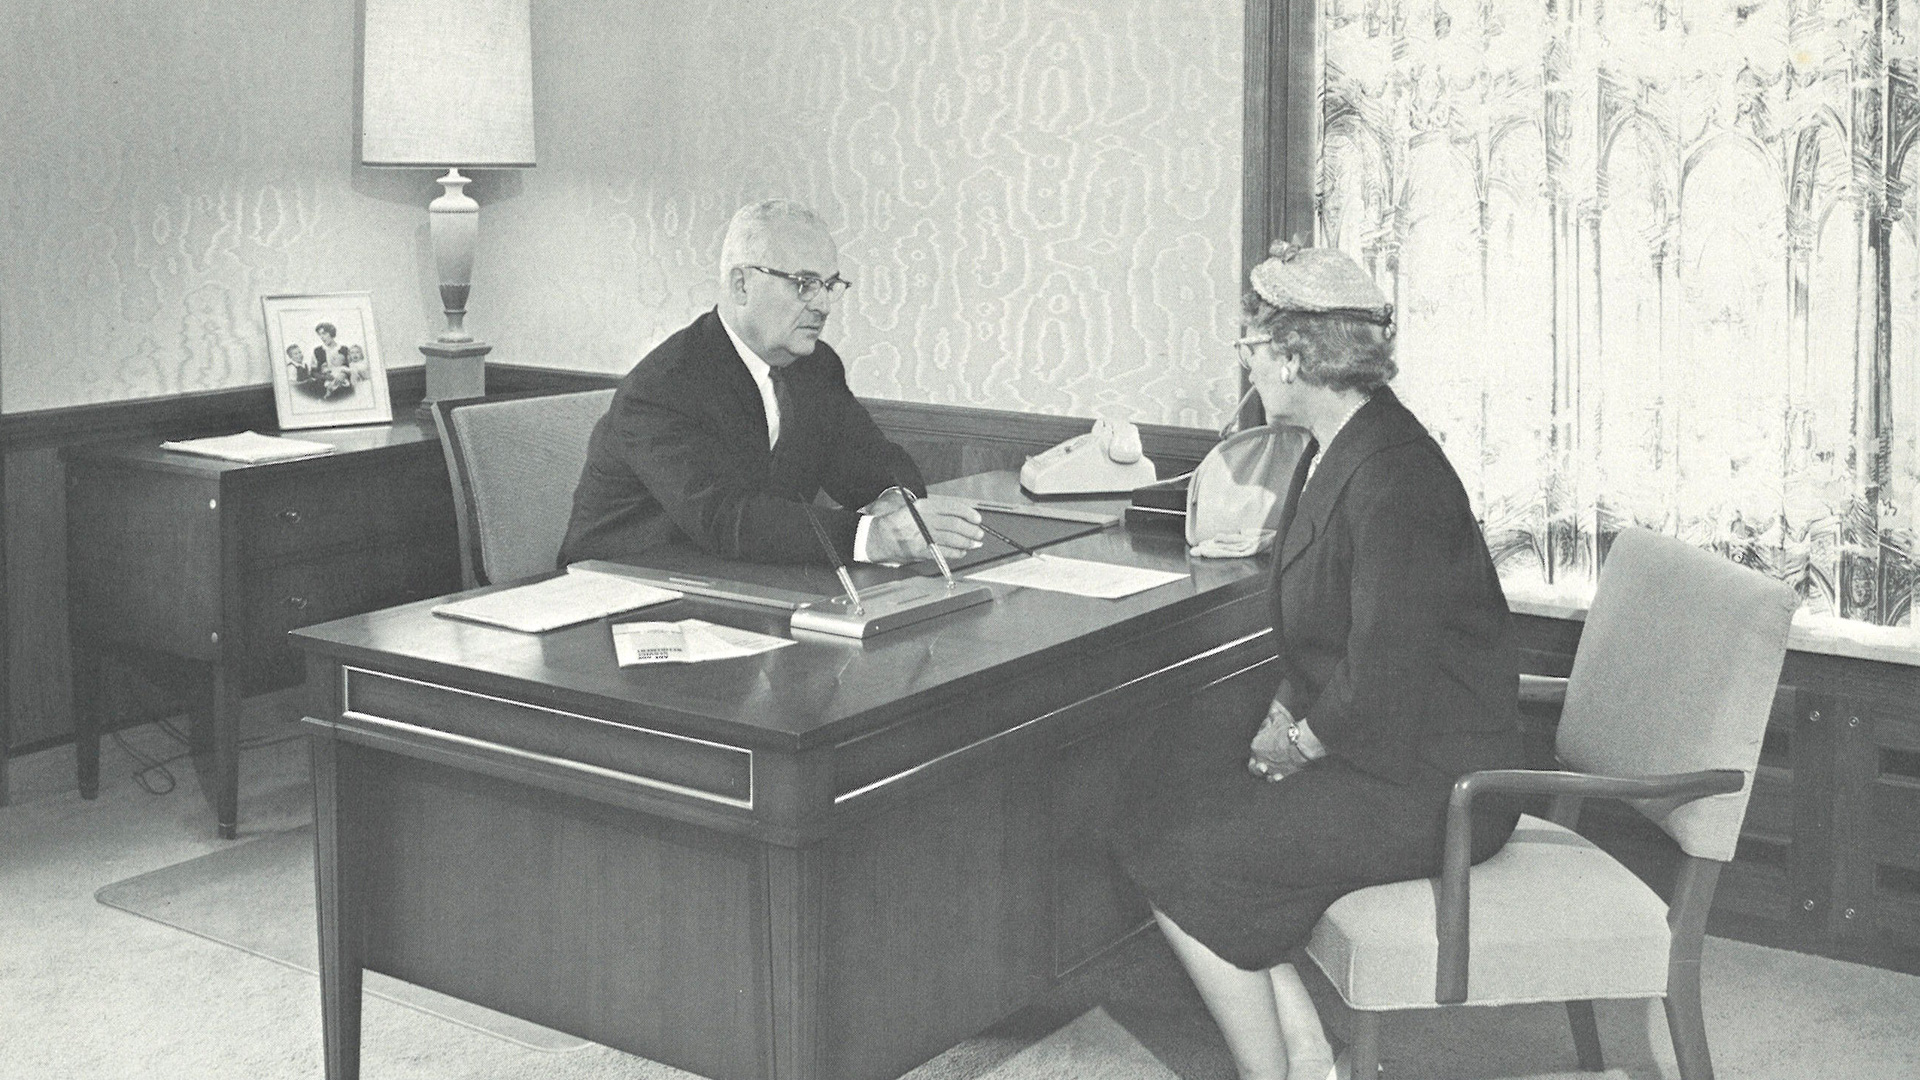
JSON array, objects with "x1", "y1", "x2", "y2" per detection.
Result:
[{"x1": 1019, "y1": 418, "x2": 1159, "y2": 496}]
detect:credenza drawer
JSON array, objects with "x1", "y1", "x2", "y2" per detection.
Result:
[
  {"x1": 240, "y1": 543, "x2": 455, "y2": 691},
  {"x1": 241, "y1": 462, "x2": 452, "y2": 564}
]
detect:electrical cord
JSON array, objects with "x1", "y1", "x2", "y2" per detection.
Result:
[
  {"x1": 110, "y1": 716, "x2": 307, "y2": 797},
  {"x1": 112, "y1": 729, "x2": 184, "y2": 795}
]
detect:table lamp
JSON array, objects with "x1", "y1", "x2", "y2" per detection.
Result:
[{"x1": 360, "y1": 0, "x2": 535, "y2": 410}]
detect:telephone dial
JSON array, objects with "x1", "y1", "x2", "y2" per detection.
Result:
[{"x1": 1019, "y1": 418, "x2": 1159, "y2": 496}]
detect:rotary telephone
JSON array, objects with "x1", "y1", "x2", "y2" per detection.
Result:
[{"x1": 1019, "y1": 418, "x2": 1159, "y2": 496}]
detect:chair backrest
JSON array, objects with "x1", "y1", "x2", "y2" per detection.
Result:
[
  {"x1": 1555, "y1": 528, "x2": 1799, "y2": 861},
  {"x1": 432, "y1": 388, "x2": 616, "y2": 588}
]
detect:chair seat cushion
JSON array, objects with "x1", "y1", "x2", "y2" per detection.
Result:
[{"x1": 1304, "y1": 815, "x2": 1672, "y2": 1009}]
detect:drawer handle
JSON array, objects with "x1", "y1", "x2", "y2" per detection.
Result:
[
  {"x1": 278, "y1": 509, "x2": 303, "y2": 526},
  {"x1": 286, "y1": 596, "x2": 309, "y2": 611}
]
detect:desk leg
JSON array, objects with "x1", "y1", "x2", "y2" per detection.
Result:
[
  {"x1": 312, "y1": 732, "x2": 364, "y2": 1080},
  {"x1": 766, "y1": 845, "x2": 825, "y2": 1080},
  {"x1": 71, "y1": 636, "x2": 101, "y2": 800},
  {"x1": 211, "y1": 664, "x2": 239, "y2": 840}
]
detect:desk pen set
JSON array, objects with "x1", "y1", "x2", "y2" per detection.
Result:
[{"x1": 790, "y1": 497, "x2": 992, "y2": 639}]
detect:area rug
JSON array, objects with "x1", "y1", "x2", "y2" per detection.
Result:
[
  {"x1": 95, "y1": 826, "x2": 589, "y2": 1052},
  {"x1": 967, "y1": 1007, "x2": 1180, "y2": 1080}
]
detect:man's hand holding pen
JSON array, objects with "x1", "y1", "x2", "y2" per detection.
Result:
[{"x1": 864, "y1": 494, "x2": 984, "y2": 564}]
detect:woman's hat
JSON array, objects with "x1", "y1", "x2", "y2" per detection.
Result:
[{"x1": 1249, "y1": 241, "x2": 1392, "y2": 323}]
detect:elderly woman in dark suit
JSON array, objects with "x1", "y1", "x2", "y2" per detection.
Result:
[{"x1": 1112, "y1": 243, "x2": 1524, "y2": 1080}]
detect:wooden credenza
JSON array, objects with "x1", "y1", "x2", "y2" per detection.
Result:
[{"x1": 63, "y1": 420, "x2": 459, "y2": 838}]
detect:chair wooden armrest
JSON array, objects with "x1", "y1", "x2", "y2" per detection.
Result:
[
  {"x1": 1430, "y1": 766, "x2": 1746, "y2": 1003},
  {"x1": 1517, "y1": 673, "x2": 1568, "y2": 707}
]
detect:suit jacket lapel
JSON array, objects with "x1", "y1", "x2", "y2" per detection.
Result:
[
  {"x1": 697, "y1": 309, "x2": 775, "y2": 453},
  {"x1": 1275, "y1": 434, "x2": 1318, "y2": 572},
  {"x1": 1276, "y1": 387, "x2": 1419, "y2": 574}
]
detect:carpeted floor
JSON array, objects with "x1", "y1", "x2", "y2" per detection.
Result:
[
  {"x1": 93, "y1": 825, "x2": 591, "y2": 1052},
  {"x1": 3, "y1": 698, "x2": 1917, "y2": 1079}
]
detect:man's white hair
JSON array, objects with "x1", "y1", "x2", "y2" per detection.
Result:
[{"x1": 718, "y1": 199, "x2": 825, "y2": 281}]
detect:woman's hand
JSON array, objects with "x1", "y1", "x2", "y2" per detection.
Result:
[{"x1": 1248, "y1": 699, "x2": 1327, "y2": 782}]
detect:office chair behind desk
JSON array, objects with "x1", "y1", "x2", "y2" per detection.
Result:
[{"x1": 431, "y1": 388, "x2": 616, "y2": 588}]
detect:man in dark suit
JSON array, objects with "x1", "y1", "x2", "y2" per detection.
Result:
[{"x1": 560, "y1": 200, "x2": 982, "y2": 567}]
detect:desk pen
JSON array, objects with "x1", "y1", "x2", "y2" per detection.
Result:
[
  {"x1": 897, "y1": 488, "x2": 958, "y2": 587},
  {"x1": 975, "y1": 518, "x2": 1041, "y2": 560},
  {"x1": 804, "y1": 506, "x2": 865, "y2": 614}
]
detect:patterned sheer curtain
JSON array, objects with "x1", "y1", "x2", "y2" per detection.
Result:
[{"x1": 1317, "y1": 0, "x2": 1920, "y2": 626}]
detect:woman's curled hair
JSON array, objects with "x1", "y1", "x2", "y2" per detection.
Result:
[{"x1": 1242, "y1": 291, "x2": 1397, "y2": 393}]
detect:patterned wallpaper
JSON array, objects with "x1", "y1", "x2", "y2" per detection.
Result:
[
  {"x1": 0, "y1": 2, "x2": 432, "y2": 414},
  {"x1": 1, "y1": 0, "x2": 1247, "y2": 429}
]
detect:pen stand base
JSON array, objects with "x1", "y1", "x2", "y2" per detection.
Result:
[{"x1": 791, "y1": 579, "x2": 993, "y2": 639}]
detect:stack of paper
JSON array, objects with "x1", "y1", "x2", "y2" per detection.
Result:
[
  {"x1": 432, "y1": 571, "x2": 682, "y2": 633},
  {"x1": 965, "y1": 554, "x2": 1188, "y2": 599},
  {"x1": 612, "y1": 619, "x2": 794, "y2": 665},
  {"x1": 159, "y1": 431, "x2": 337, "y2": 463}
]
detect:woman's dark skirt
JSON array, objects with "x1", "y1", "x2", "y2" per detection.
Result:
[{"x1": 1108, "y1": 687, "x2": 1518, "y2": 971}]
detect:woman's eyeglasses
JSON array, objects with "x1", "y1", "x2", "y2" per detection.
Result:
[
  {"x1": 743, "y1": 265, "x2": 853, "y2": 303},
  {"x1": 1233, "y1": 334, "x2": 1275, "y2": 368}
]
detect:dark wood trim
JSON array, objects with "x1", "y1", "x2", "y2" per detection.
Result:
[
  {"x1": 0, "y1": 366, "x2": 1215, "y2": 468},
  {"x1": 860, "y1": 398, "x2": 1217, "y2": 479},
  {"x1": 0, "y1": 334, "x2": 6, "y2": 799},
  {"x1": 1242, "y1": 0, "x2": 1319, "y2": 263},
  {"x1": 483, "y1": 363, "x2": 618, "y2": 396},
  {"x1": 1240, "y1": 0, "x2": 1321, "y2": 429},
  {"x1": 0, "y1": 364, "x2": 619, "y2": 453},
  {"x1": 1242, "y1": 0, "x2": 1276, "y2": 282},
  {"x1": 0, "y1": 369, "x2": 422, "y2": 450}
]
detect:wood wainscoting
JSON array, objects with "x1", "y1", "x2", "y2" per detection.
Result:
[
  {"x1": 0, "y1": 366, "x2": 1220, "y2": 782},
  {"x1": 862, "y1": 399, "x2": 1215, "y2": 487}
]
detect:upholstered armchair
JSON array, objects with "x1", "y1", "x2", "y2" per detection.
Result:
[{"x1": 1305, "y1": 528, "x2": 1800, "y2": 1080}]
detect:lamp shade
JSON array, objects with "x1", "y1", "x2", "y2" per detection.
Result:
[{"x1": 361, "y1": 0, "x2": 536, "y2": 167}]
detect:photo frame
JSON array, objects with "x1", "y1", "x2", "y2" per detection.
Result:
[{"x1": 262, "y1": 292, "x2": 393, "y2": 430}]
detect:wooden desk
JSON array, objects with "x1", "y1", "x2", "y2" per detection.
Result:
[
  {"x1": 64, "y1": 421, "x2": 459, "y2": 838},
  {"x1": 292, "y1": 476, "x2": 1275, "y2": 1080}
]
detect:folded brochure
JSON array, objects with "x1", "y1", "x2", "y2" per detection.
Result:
[
  {"x1": 159, "y1": 430, "x2": 337, "y2": 463},
  {"x1": 613, "y1": 619, "x2": 793, "y2": 665},
  {"x1": 432, "y1": 569, "x2": 682, "y2": 633}
]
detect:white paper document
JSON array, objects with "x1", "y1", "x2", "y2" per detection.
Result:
[
  {"x1": 159, "y1": 430, "x2": 336, "y2": 463},
  {"x1": 612, "y1": 619, "x2": 794, "y2": 666},
  {"x1": 964, "y1": 554, "x2": 1188, "y2": 599},
  {"x1": 432, "y1": 571, "x2": 682, "y2": 633}
]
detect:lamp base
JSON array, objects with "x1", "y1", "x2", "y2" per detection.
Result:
[{"x1": 416, "y1": 338, "x2": 493, "y2": 419}]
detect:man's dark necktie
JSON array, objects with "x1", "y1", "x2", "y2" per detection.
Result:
[{"x1": 768, "y1": 363, "x2": 795, "y2": 448}]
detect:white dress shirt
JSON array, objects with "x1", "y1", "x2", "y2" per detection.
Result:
[{"x1": 718, "y1": 314, "x2": 879, "y2": 562}]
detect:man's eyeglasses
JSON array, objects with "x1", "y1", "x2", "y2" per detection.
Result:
[
  {"x1": 742, "y1": 265, "x2": 853, "y2": 303},
  {"x1": 1233, "y1": 333, "x2": 1275, "y2": 368}
]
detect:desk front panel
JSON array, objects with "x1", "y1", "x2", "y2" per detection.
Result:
[
  {"x1": 353, "y1": 750, "x2": 773, "y2": 1080},
  {"x1": 309, "y1": 628, "x2": 1274, "y2": 1080}
]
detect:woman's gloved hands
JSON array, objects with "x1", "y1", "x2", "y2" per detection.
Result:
[{"x1": 1248, "y1": 697, "x2": 1328, "y2": 781}]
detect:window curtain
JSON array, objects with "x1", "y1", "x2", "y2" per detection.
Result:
[{"x1": 1317, "y1": 0, "x2": 1919, "y2": 625}]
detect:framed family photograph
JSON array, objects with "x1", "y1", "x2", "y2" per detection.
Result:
[{"x1": 262, "y1": 292, "x2": 393, "y2": 430}]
